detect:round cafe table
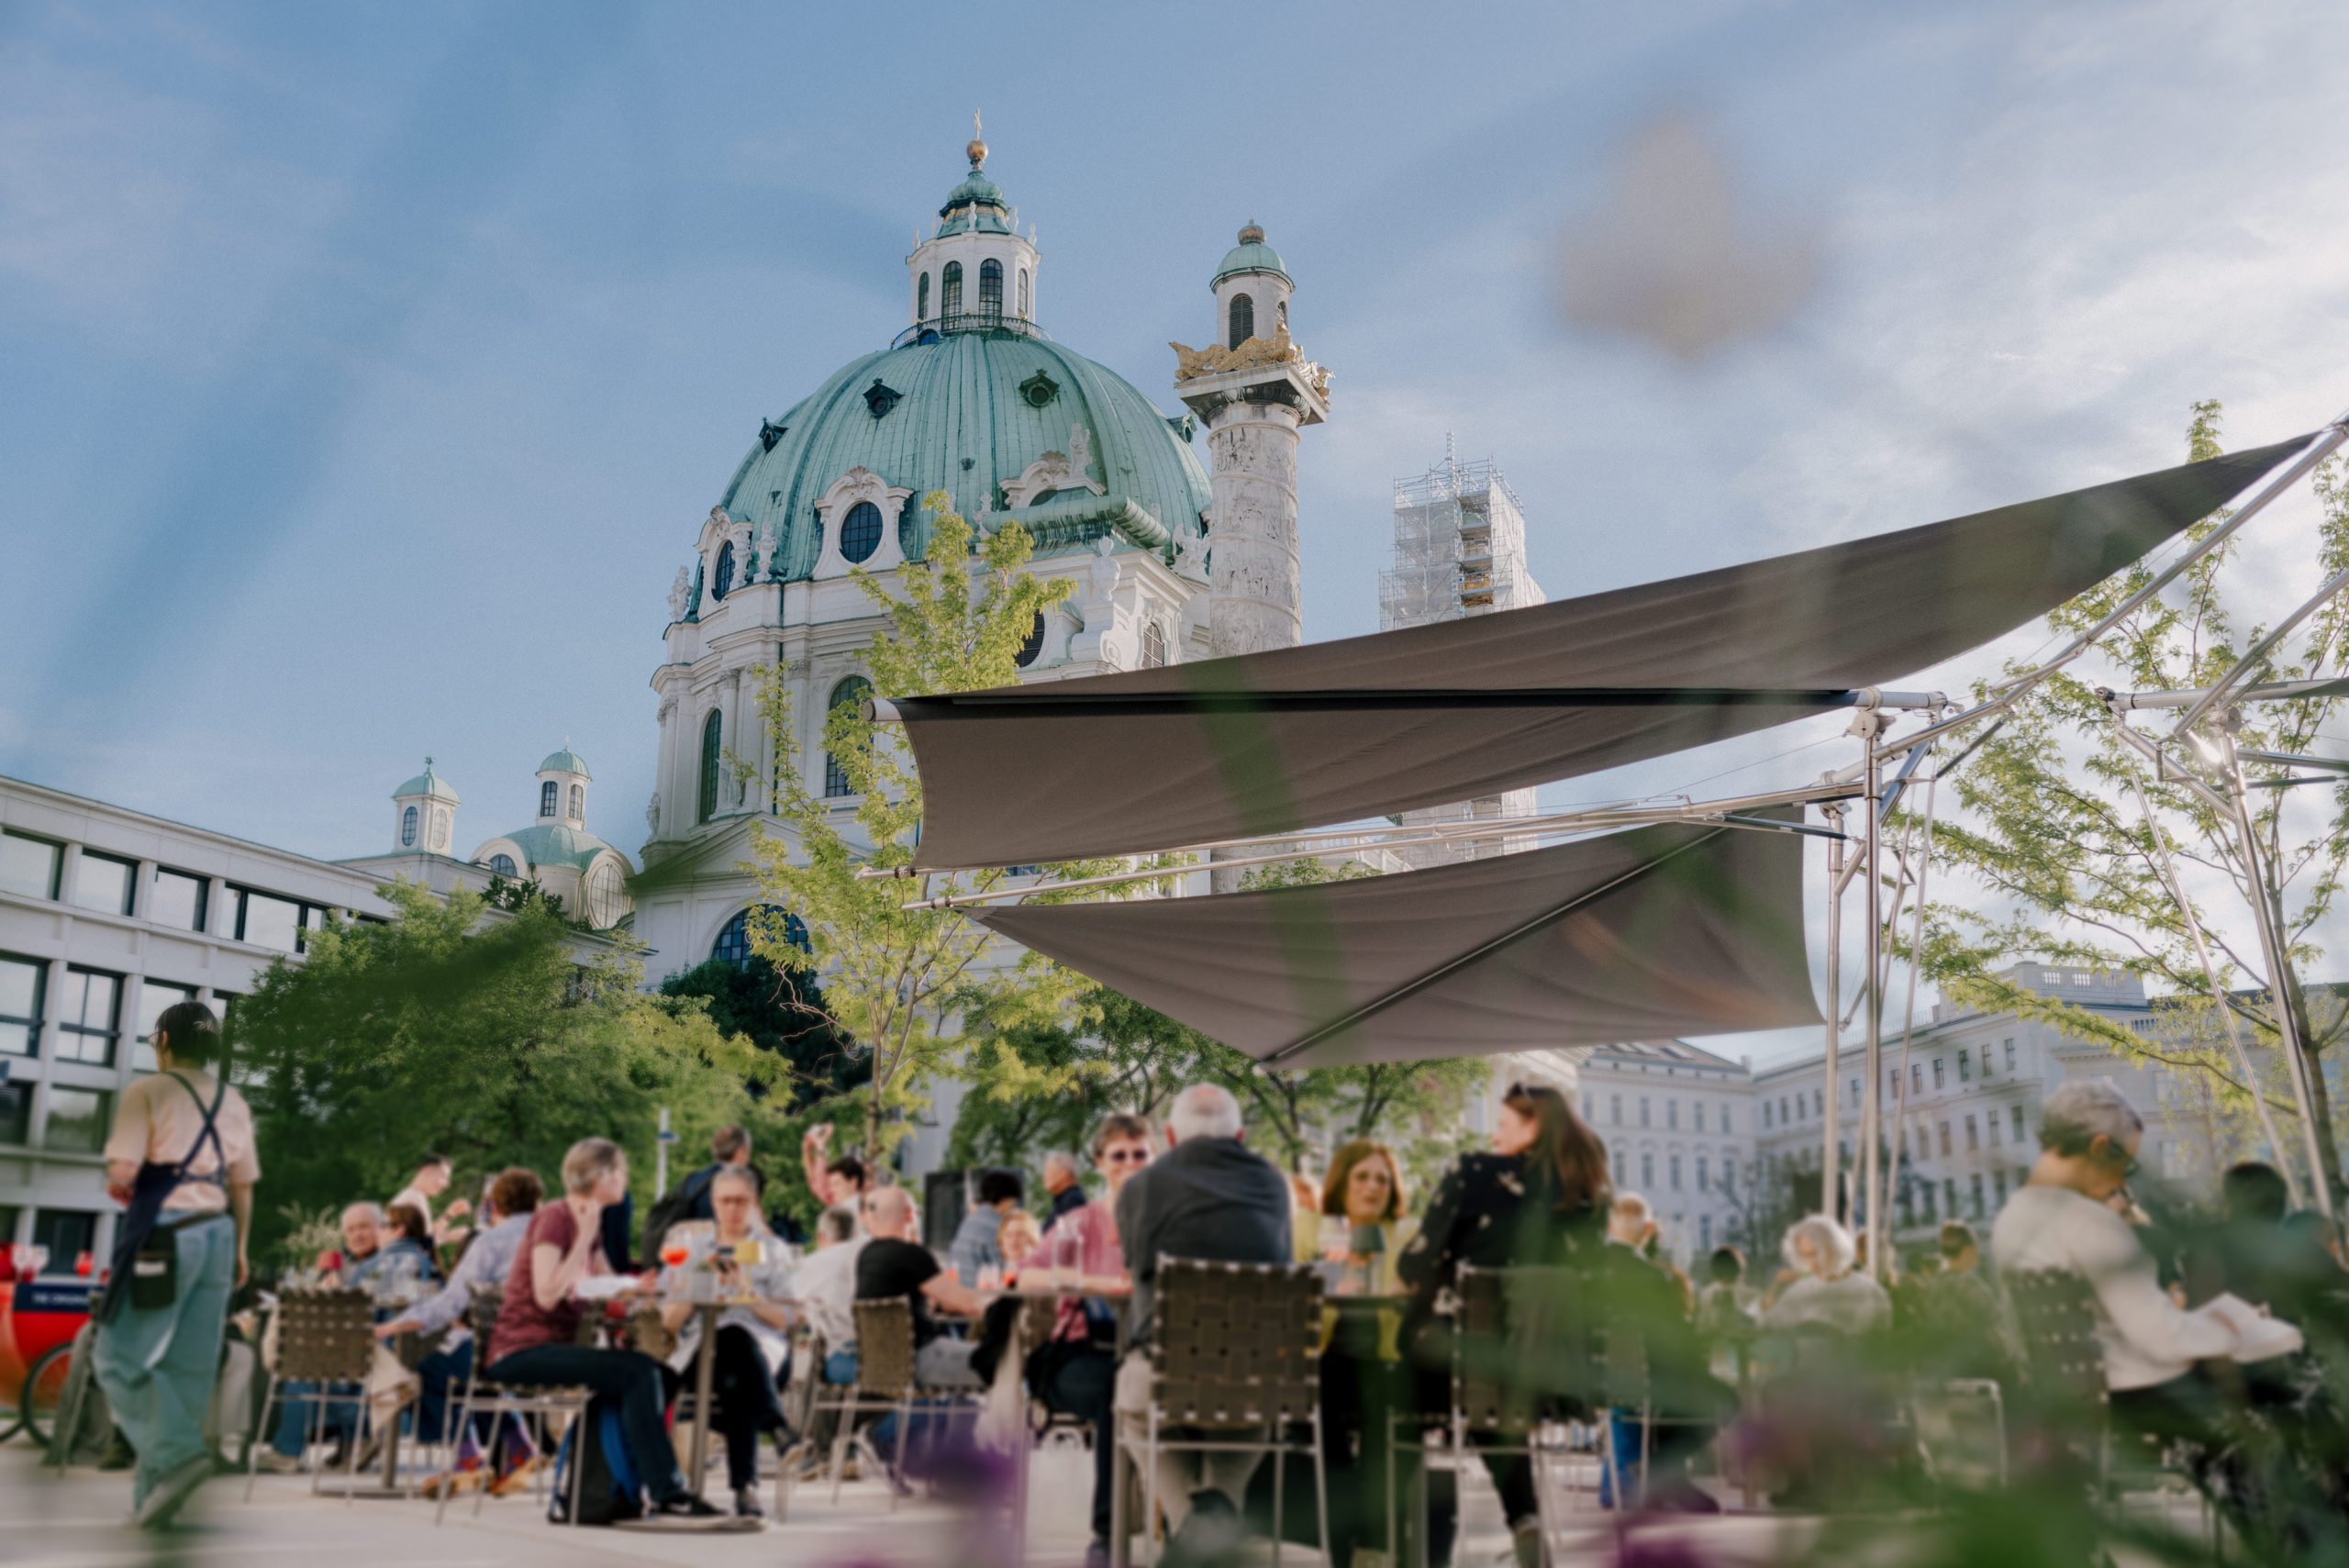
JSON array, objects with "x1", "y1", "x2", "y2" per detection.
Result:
[{"x1": 671, "y1": 1294, "x2": 800, "y2": 1502}]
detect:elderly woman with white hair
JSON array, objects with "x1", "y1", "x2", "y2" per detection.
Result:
[{"x1": 1761, "y1": 1214, "x2": 1891, "y2": 1336}]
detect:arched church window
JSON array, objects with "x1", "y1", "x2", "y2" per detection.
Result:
[
  {"x1": 712, "y1": 541, "x2": 734, "y2": 601},
  {"x1": 569, "y1": 783, "x2": 584, "y2": 819},
  {"x1": 941, "y1": 261, "x2": 963, "y2": 319},
  {"x1": 979, "y1": 259, "x2": 1003, "y2": 321},
  {"x1": 824, "y1": 675, "x2": 874, "y2": 798},
  {"x1": 1014, "y1": 609, "x2": 1046, "y2": 669},
  {"x1": 540, "y1": 781, "x2": 558, "y2": 818},
  {"x1": 431, "y1": 809, "x2": 450, "y2": 851},
  {"x1": 841, "y1": 501, "x2": 883, "y2": 564},
  {"x1": 400, "y1": 806, "x2": 417, "y2": 849},
  {"x1": 917, "y1": 271, "x2": 930, "y2": 322},
  {"x1": 487, "y1": 852, "x2": 518, "y2": 878},
  {"x1": 1141, "y1": 620, "x2": 1168, "y2": 669},
  {"x1": 698, "y1": 710, "x2": 723, "y2": 824},
  {"x1": 585, "y1": 859, "x2": 625, "y2": 929},
  {"x1": 711, "y1": 904, "x2": 807, "y2": 967},
  {"x1": 1228, "y1": 292, "x2": 1253, "y2": 350},
  {"x1": 1018, "y1": 268, "x2": 1030, "y2": 319}
]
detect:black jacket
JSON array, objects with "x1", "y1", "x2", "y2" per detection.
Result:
[
  {"x1": 1397, "y1": 1151, "x2": 1602, "y2": 1336},
  {"x1": 1112, "y1": 1135, "x2": 1292, "y2": 1351}
]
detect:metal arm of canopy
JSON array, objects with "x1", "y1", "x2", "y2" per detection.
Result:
[
  {"x1": 2105, "y1": 677, "x2": 2349, "y2": 712},
  {"x1": 864, "y1": 687, "x2": 1947, "y2": 723},
  {"x1": 897, "y1": 779, "x2": 1859, "y2": 912}
]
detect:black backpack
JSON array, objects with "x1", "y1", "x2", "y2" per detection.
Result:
[{"x1": 642, "y1": 1164, "x2": 718, "y2": 1258}]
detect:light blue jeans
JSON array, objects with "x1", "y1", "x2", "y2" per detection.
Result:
[{"x1": 91, "y1": 1213, "x2": 237, "y2": 1509}]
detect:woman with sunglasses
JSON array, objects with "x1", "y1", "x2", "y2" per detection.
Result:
[
  {"x1": 1018, "y1": 1112, "x2": 1153, "y2": 1568},
  {"x1": 1396, "y1": 1084, "x2": 1609, "y2": 1568}
]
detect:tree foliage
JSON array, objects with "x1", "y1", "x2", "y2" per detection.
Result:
[
  {"x1": 1919, "y1": 400, "x2": 2349, "y2": 1190},
  {"x1": 234, "y1": 883, "x2": 781, "y2": 1259}
]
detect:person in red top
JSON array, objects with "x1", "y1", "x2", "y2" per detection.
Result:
[{"x1": 484, "y1": 1136, "x2": 719, "y2": 1520}]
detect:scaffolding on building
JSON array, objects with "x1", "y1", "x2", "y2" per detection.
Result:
[{"x1": 1378, "y1": 447, "x2": 1547, "y2": 862}]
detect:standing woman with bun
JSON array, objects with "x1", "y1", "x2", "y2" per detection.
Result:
[
  {"x1": 1397, "y1": 1083, "x2": 1610, "y2": 1568},
  {"x1": 92, "y1": 999, "x2": 261, "y2": 1529}
]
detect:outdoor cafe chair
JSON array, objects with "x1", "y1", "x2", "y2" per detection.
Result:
[
  {"x1": 1109, "y1": 1257, "x2": 1329, "y2": 1568},
  {"x1": 244, "y1": 1288, "x2": 373, "y2": 1503},
  {"x1": 828, "y1": 1296, "x2": 975, "y2": 1509},
  {"x1": 2003, "y1": 1268, "x2": 2214, "y2": 1548},
  {"x1": 432, "y1": 1285, "x2": 592, "y2": 1528}
]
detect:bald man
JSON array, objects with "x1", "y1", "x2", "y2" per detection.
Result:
[{"x1": 853, "y1": 1185, "x2": 987, "y2": 1389}]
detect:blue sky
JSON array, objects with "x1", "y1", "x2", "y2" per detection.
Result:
[{"x1": 6, "y1": 2, "x2": 2349, "y2": 1060}]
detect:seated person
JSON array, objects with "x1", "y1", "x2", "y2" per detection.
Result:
[
  {"x1": 379, "y1": 1203, "x2": 440, "y2": 1286},
  {"x1": 792, "y1": 1203, "x2": 868, "y2": 1471},
  {"x1": 946, "y1": 1169, "x2": 1024, "y2": 1285},
  {"x1": 854, "y1": 1184, "x2": 985, "y2": 1390},
  {"x1": 482, "y1": 1137, "x2": 720, "y2": 1521},
  {"x1": 373, "y1": 1168, "x2": 542, "y2": 1460},
  {"x1": 1762, "y1": 1215, "x2": 1890, "y2": 1337},
  {"x1": 656, "y1": 1168, "x2": 796, "y2": 1518},
  {"x1": 266, "y1": 1202, "x2": 388, "y2": 1467}
]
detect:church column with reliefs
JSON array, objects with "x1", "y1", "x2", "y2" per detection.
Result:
[{"x1": 1174, "y1": 224, "x2": 1330, "y2": 658}]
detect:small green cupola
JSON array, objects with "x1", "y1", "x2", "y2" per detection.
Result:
[
  {"x1": 535, "y1": 741, "x2": 592, "y2": 829},
  {"x1": 906, "y1": 117, "x2": 1041, "y2": 336},
  {"x1": 391, "y1": 757, "x2": 460, "y2": 854},
  {"x1": 1209, "y1": 221, "x2": 1296, "y2": 351}
]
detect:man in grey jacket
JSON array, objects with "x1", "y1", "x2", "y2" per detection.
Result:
[{"x1": 1112, "y1": 1084, "x2": 1293, "y2": 1562}]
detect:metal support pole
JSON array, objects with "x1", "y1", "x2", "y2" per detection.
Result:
[
  {"x1": 1880, "y1": 775, "x2": 1938, "y2": 1238},
  {"x1": 1860, "y1": 731, "x2": 1887, "y2": 1274},
  {"x1": 1820, "y1": 801, "x2": 1847, "y2": 1224},
  {"x1": 2221, "y1": 734, "x2": 2337, "y2": 1218}
]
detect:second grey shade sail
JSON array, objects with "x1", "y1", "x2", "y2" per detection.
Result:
[
  {"x1": 896, "y1": 437, "x2": 2310, "y2": 870},
  {"x1": 972, "y1": 817, "x2": 1821, "y2": 1069}
]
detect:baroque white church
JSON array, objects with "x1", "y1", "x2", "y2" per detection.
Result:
[{"x1": 626, "y1": 130, "x2": 1330, "y2": 980}]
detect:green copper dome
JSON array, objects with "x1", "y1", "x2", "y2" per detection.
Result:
[
  {"x1": 715, "y1": 329, "x2": 1210, "y2": 581},
  {"x1": 1212, "y1": 222, "x2": 1290, "y2": 288},
  {"x1": 538, "y1": 747, "x2": 591, "y2": 779},
  {"x1": 392, "y1": 760, "x2": 459, "y2": 805},
  {"x1": 502, "y1": 822, "x2": 621, "y2": 874}
]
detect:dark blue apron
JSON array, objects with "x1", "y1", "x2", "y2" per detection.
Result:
[{"x1": 96, "y1": 1071, "x2": 228, "y2": 1325}]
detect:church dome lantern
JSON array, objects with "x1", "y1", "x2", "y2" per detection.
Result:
[
  {"x1": 391, "y1": 758, "x2": 459, "y2": 855},
  {"x1": 906, "y1": 117, "x2": 1041, "y2": 339}
]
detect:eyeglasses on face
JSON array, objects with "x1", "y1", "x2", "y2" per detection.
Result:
[{"x1": 1102, "y1": 1149, "x2": 1150, "y2": 1164}]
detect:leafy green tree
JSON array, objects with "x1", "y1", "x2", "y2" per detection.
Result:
[
  {"x1": 1919, "y1": 400, "x2": 2349, "y2": 1191},
  {"x1": 658, "y1": 954, "x2": 865, "y2": 1107},
  {"x1": 234, "y1": 882, "x2": 780, "y2": 1258},
  {"x1": 741, "y1": 497, "x2": 1138, "y2": 1162}
]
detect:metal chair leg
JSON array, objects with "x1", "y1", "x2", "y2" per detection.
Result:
[
  {"x1": 245, "y1": 1379, "x2": 281, "y2": 1502},
  {"x1": 1272, "y1": 1438, "x2": 1286, "y2": 1568},
  {"x1": 1312, "y1": 1409, "x2": 1331, "y2": 1568}
]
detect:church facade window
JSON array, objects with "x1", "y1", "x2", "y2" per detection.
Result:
[
  {"x1": 1018, "y1": 268, "x2": 1030, "y2": 318},
  {"x1": 540, "y1": 781, "x2": 558, "y2": 818},
  {"x1": 400, "y1": 806, "x2": 417, "y2": 848},
  {"x1": 941, "y1": 261, "x2": 963, "y2": 318},
  {"x1": 979, "y1": 259, "x2": 1003, "y2": 321},
  {"x1": 431, "y1": 809, "x2": 450, "y2": 851},
  {"x1": 1228, "y1": 292, "x2": 1253, "y2": 350},
  {"x1": 917, "y1": 271, "x2": 930, "y2": 321},
  {"x1": 841, "y1": 501, "x2": 883, "y2": 563},
  {"x1": 568, "y1": 783, "x2": 584, "y2": 819},
  {"x1": 824, "y1": 675, "x2": 874, "y2": 797},
  {"x1": 1014, "y1": 609, "x2": 1046, "y2": 668},
  {"x1": 712, "y1": 904, "x2": 807, "y2": 967},
  {"x1": 487, "y1": 852, "x2": 517, "y2": 878},
  {"x1": 712, "y1": 540, "x2": 734, "y2": 601},
  {"x1": 1141, "y1": 620, "x2": 1167, "y2": 668},
  {"x1": 698, "y1": 710, "x2": 723, "y2": 823}
]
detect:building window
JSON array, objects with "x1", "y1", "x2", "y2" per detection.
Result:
[
  {"x1": 31, "y1": 1207, "x2": 95, "y2": 1267},
  {"x1": 1849, "y1": 1076, "x2": 1860, "y2": 1106},
  {"x1": 710, "y1": 905, "x2": 808, "y2": 967},
  {"x1": 1141, "y1": 620, "x2": 1168, "y2": 668},
  {"x1": 1921, "y1": 1184, "x2": 1938, "y2": 1222},
  {"x1": 1612, "y1": 1152, "x2": 1625, "y2": 1186},
  {"x1": 1669, "y1": 1154, "x2": 1682, "y2": 1191},
  {"x1": 432, "y1": 808, "x2": 450, "y2": 852},
  {"x1": 1938, "y1": 1120, "x2": 1953, "y2": 1157},
  {"x1": 698, "y1": 710, "x2": 723, "y2": 824},
  {"x1": 1018, "y1": 267, "x2": 1030, "y2": 317},
  {"x1": 1610, "y1": 1094, "x2": 1621, "y2": 1126},
  {"x1": 487, "y1": 853, "x2": 518, "y2": 878},
  {"x1": 1228, "y1": 292, "x2": 1253, "y2": 350},
  {"x1": 1958, "y1": 1048, "x2": 1971, "y2": 1081},
  {"x1": 1911, "y1": 1063, "x2": 1924, "y2": 1094},
  {"x1": 978, "y1": 258, "x2": 1003, "y2": 320},
  {"x1": 941, "y1": 260, "x2": 963, "y2": 317},
  {"x1": 0, "y1": 1083, "x2": 29, "y2": 1144},
  {"x1": 569, "y1": 784, "x2": 584, "y2": 820},
  {"x1": 824, "y1": 676, "x2": 874, "y2": 799},
  {"x1": 133, "y1": 980, "x2": 196, "y2": 1074},
  {"x1": 1694, "y1": 1102, "x2": 1707, "y2": 1131},
  {"x1": 540, "y1": 781, "x2": 559, "y2": 818},
  {"x1": 713, "y1": 540, "x2": 735, "y2": 601},
  {"x1": 917, "y1": 272, "x2": 930, "y2": 321},
  {"x1": 1987, "y1": 1109, "x2": 2002, "y2": 1146},
  {"x1": 0, "y1": 829, "x2": 62, "y2": 900},
  {"x1": 70, "y1": 851, "x2": 136, "y2": 917},
  {"x1": 1640, "y1": 1097, "x2": 1651, "y2": 1129},
  {"x1": 1014, "y1": 610, "x2": 1047, "y2": 669},
  {"x1": 401, "y1": 806, "x2": 418, "y2": 848},
  {"x1": 0, "y1": 954, "x2": 42, "y2": 1057},
  {"x1": 2010, "y1": 1104, "x2": 2025, "y2": 1142},
  {"x1": 1762, "y1": 1101, "x2": 1772, "y2": 1129},
  {"x1": 1814, "y1": 1089, "x2": 1823, "y2": 1116},
  {"x1": 1720, "y1": 1105, "x2": 1731, "y2": 1134},
  {"x1": 1993, "y1": 1170, "x2": 2009, "y2": 1206},
  {"x1": 1721, "y1": 1162, "x2": 1736, "y2": 1195},
  {"x1": 841, "y1": 500, "x2": 884, "y2": 564},
  {"x1": 2005, "y1": 1040, "x2": 2017, "y2": 1072},
  {"x1": 231, "y1": 888, "x2": 317, "y2": 953},
  {"x1": 1640, "y1": 1153, "x2": 1653, "y2": 1188},
  {"x1": 42, "y1": 1086, "x2": 110, "y2": 1153},
  {"x1": 1968, "y1": 1173, "x2": 1986, "y2": 1217},
  {"x1": 1965, "y1": 1113, "x2": 1981, "y2": 1151},
  {"x1": 55, "y1": 968, "x2": 121, "y2": 1066},
  {"x1": 1696, "y1": 1155, "x2": 1709, "y2": 1191}
]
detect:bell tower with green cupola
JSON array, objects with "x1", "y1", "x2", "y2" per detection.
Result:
[{"x1": 905, "y1": 115, "x2": 1041, "y2": 335}]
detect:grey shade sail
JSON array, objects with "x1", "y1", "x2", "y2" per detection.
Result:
[
  {"x1": 896, "y1": 436, "x2": 2310, "y2": 871},
  {"x1": 972, "y1": 817, "x2": 1821, "y2": 1069}
]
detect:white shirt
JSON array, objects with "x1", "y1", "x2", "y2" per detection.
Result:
[
  {"x1": 794, "y1": 1236, "x2": 869, "y2": 1352},
  {"x1": 1991, "y1": 1184, "x2": 2238, "y2": 1391},
  {"x1": 388, "y1": 1184, "x2": 435, "y2": 1225},
  {"x1": 1762, "y1": 1271, "x2": 1891, "y2": 1336},
  {"x1": 655, "y1": 1235, "x2": 798, "y2": 1376}
]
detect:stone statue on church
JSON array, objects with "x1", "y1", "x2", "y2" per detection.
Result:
[
  {"x1": 645, "y1": 793, "x2": 662, "y2": 836},
  {"x1": 668, "y1": 567, "x2": 692, "y2": 620}
]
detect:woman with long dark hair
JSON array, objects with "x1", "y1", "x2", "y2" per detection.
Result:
[{"x1": 1396, "y1": 1083, "x2": 1610, "y2": 1567}]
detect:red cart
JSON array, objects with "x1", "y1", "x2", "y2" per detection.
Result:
[{"x1": 0, "y1": 1247, "x2": 96, "y2": 1446}]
